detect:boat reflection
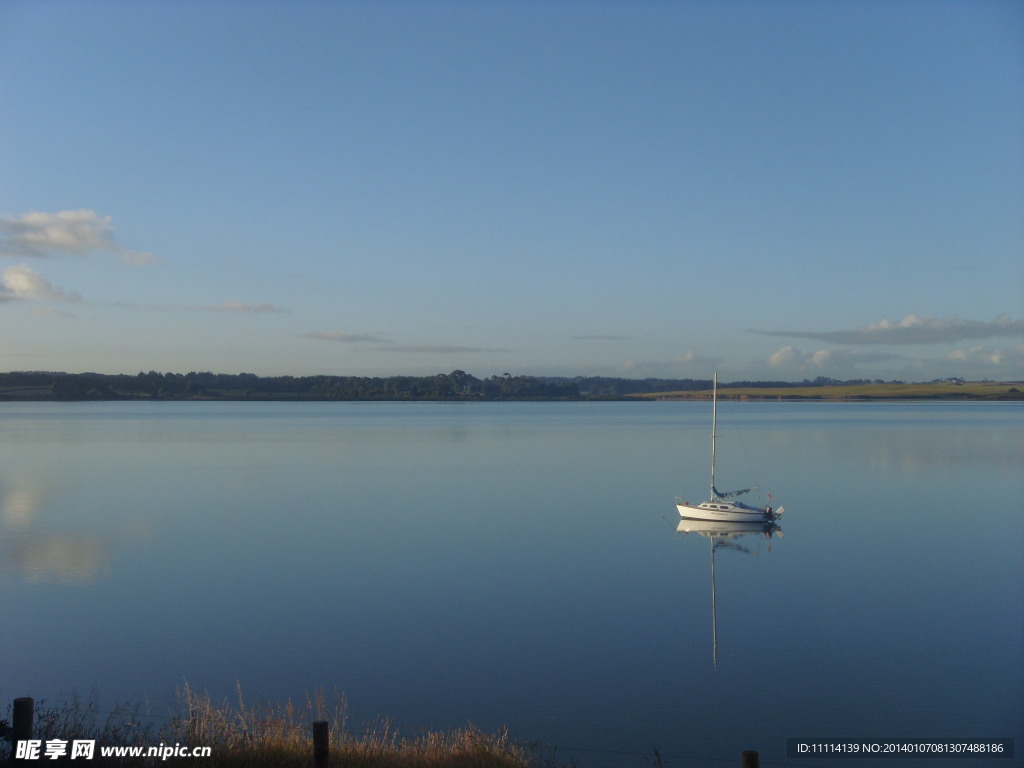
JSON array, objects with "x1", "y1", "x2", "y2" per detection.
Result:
[{"x1": 676, "y1": 519, "x2": 783, "y2": 668}]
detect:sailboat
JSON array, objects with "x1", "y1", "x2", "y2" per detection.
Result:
[{"x1": 676, "y1": 372, "x2": 784, "y2": 522}]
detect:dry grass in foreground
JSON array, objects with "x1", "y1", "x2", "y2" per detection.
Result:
[{"x1": 12, "y1": 684, "x2": 541, "y2": 767}]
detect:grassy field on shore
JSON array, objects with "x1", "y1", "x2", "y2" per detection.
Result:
[
  {"x1": 629, "y1": 381, "x2": 1023, "y2": 401},
  {"x1": 8, "y1": 686, "x2": 543, "y2": 767}
]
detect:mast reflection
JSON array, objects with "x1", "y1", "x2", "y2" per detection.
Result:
[{"x1": 676, "y1": 519, "x2": 783, "y2": 668}]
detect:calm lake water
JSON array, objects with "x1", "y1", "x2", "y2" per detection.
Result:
[{"x1": 1, "y1": 400, "x2": 1021, "y2": 766}]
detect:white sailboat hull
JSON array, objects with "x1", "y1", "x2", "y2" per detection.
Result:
[
  {"x1": 675, "y1": 372, "x2": 785, "y2": 523},
  {"x1": 676, "y1": 499, "x2": 781, "y2": 523}
]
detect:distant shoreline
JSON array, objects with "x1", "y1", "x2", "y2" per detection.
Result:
[
  {"x1": 629, "y1": 381, "x2": 1023, "y2": 401},
  {"x1": 0, "y1": 370, "x2": 1021, "y2": 402}
]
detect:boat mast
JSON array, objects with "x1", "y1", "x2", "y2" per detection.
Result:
[{"x1": 710, "y1": 372, "x2": 718, "y2": 500}]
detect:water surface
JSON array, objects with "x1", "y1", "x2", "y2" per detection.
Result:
[{"x1": 1, "y1": 401, "x2": 1020, "y2": 766}]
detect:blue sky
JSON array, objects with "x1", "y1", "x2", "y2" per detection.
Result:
[{"x1": 1, "y1": 1, "x2": 1022, "y2": 382}]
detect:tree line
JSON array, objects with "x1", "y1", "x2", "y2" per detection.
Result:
[
  {"x1": 0, "y1": 370, "x2": 939, "y2": 402},
  {"x1": 0, "y1": 370, "x2": 580, "y2": 401}
]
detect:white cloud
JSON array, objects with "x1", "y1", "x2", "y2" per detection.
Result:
[
  {"x1": 304, "y1": 331, "x2": 392, "y2": 343},
  {"x1": 0, "y1": 265, "x2": 82, "y2": 303},
  {"x1": 757, "y1": 317, "x2": 1024, "y2": 379},
  {"x1": 304, "y1": 332, "x2": 509, "y2": 354},
  {"x1": 758, "y1": 314, "x2": 1024, "y2": 345},
  {"x1": 118, "y1": 248, "x2": 160, "y2": 266},
  {"x1": 201, "y1": 301, "x2": 287, "y2": 313},
  {"x1": 616, "y1": 351, "x2": 720, "y2": 376},
  {"x1": 1, "y1": 210, "x2": 111, "y2": 254},
  {"x1": 946, "y1": 344, "x2": 1022, "y2": 368},
  {"x1": 767, "y1": 346, "x2": 803, "y2": 367},
  {"x1": 761, "y1": 341, "x2": 1024, "y2": 380},
  {"x1": 0, "y1": 209, "x2": 157, "y2": 265},
  {"x1": 385, "y1": 344, "x2": 512, "y2": 354},
  {"x1": 674, "y1": 351, "x2": 701, "y2": 364},
  {"x1": 809, "y1": 349, "x2": 834, "y2": 367},
  {"x1": 766, "y1": 345, "x2": 908, "y2": 378}
]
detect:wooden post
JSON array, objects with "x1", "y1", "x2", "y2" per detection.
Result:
[
  {"x1": 741, "y1": 750, "x2": 760, "y2": 768},
  {"x1": 11, "y1": 698, "x2": 33, "y2": 765},
  {"x1": 312, "y1": 720, "x2": 329, "y2": 768}
]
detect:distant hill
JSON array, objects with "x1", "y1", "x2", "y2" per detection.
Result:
[{"x1": 0, "y1": 370, "x2": 1019, "y2": 401}]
